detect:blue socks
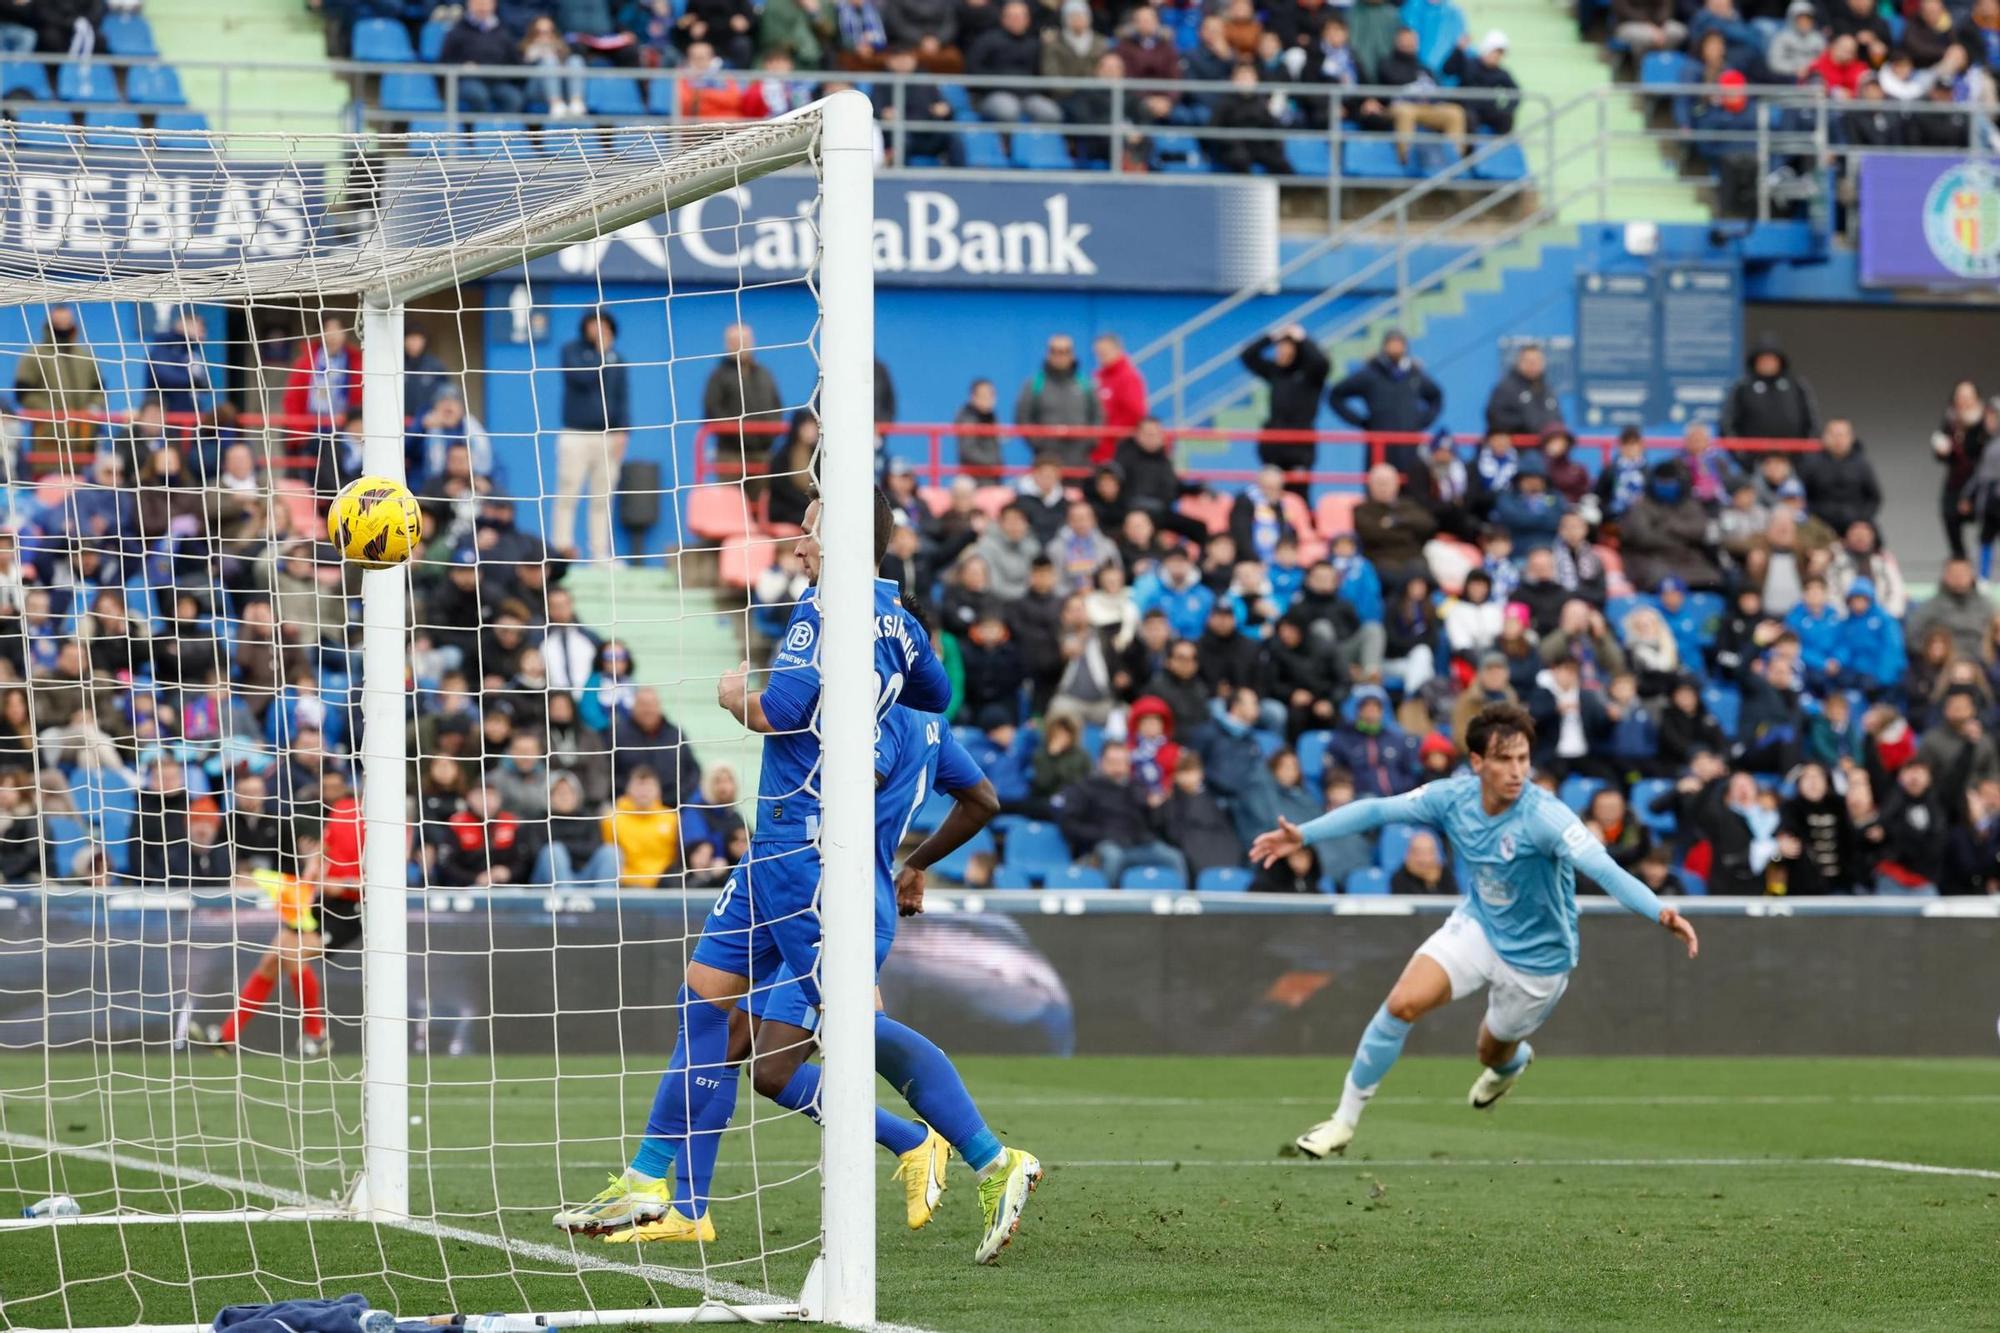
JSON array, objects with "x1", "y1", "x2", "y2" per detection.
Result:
[
  {"x1": 769, "y1": 1061, "x2": 934, "y2": 1155},
  {"x1": 672, "y1": 1066, "x2": 738, "y2": 1219},
  {"x1": 1350, "y1": 1002, "x2": 1413, "y2": 1090},
  {"x1": 875, "y1": 1014, "x2": 1001, "y2": 1172},
  {"x1": 1491, "y1": 1041, "x2": 1533, "y2": 1077},
  {"x1": 632, "y1": 987, "x2": 733, "y2": 1179}
]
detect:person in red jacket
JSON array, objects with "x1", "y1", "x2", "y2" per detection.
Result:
[
  {"x1": 281, "y1": 313, "x2": 363, "y2": 432},
  {"x1": 436, "y1": 783, "x2": 538, "y2": 887},
  {"x1": 1092, "y1": 332, "x2": 1147, "y2": 464}
]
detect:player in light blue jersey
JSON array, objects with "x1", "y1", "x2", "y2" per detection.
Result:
[
  {"x1": 1249, "y1": 702, "x2": 1699, "y2": 1158},
  {"x1": 554, "y1": 491, "x2": 956, "y2": 1240}
]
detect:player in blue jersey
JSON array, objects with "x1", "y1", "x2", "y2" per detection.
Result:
[
  {"x1": 624, "y1": 706, "x2": 1040, "y2": 1262},
  {"x1": 1248, "y1": 702, "x2": 1699, "y2": 1158},
  {"x1": 554, "y1": 491, "x2": 956, "y2": 1239}
]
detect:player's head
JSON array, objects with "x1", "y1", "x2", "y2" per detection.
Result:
[
  {"x1": 1464, "y1": 702, "x2": 1534, "y2": 804},
  {"x1": 794, "y1": 488, "x2": 896, "y2": 583}
]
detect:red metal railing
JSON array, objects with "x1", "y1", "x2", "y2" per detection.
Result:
[{"x1": 12, "y1": 408, "x2": 347, "y2": 475}]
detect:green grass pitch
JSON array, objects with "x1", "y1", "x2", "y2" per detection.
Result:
[{"x1": 2, "y1": 1054, "x2": 1996, "y2": 1330}]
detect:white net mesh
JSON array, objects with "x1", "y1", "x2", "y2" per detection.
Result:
[{"x1": 0, "y1": 106, "x2": 860, "y2": 1326}]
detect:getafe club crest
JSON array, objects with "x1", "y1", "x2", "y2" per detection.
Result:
[{"x1": 1923, "y1": 161, "x2": 2000, "y2": 280}]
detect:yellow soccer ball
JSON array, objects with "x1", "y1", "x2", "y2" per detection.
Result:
[{"x1": 329, "y1": 475, "x2": 423, "y2": 570}]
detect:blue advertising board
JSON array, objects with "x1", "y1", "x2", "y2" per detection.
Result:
[
  {"x1": 1858, "y1": 155, "x2": 2000, "y2": 288},
  {"x1": 1657, "y1": 263, "x2": 1739, "y2": 426},
  {"x1": 1575, "y1": 270, "x2": 1656, "y2": 428},
  {"x1": 0, "y1": 151, "x2": 323, "y2": 277},
  {"x1": 527, "y1": 172, "x2": 1280, "y2": 292}
]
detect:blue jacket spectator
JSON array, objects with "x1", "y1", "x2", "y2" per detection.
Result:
[
  {"x1": 1489, "y1": 454, "x2": 1564, "y2": 552},
  {"x1": 1783, "y1": 581, "x2": 1843, "y2": 682},
  {"x1": 1327, "y1": 330, "x2": 1443, "y2": 471},
  {"x1": 1328, "y1": 686, "x2": 1421, "y2": 797},
  {"x1": 559, "y1": 312, "x2": 629, "y2": 434},
  {"x1": 144, "y1": 313, "x2": 211, "y2": 417},
  {"x1": 1688, "y1": 0, "x2": 1760, "y2": 71},
  {"x1": 1655, "y1": 579, "x2": 1713, "y2": 676},
  {"x1": 1832, "y1": 577, "x2": 1906, "y2": 692},
  {"x1": 1328, "y1": 534, "x2": 1384, "y2": 624},
  {"x1": 1133, "y1": 548, "x2": 1216, "y2": 642},
  {"x1": 404, "y1": 327, "x2": 450, "y2": 419}
]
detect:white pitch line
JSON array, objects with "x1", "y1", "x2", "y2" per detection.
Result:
[
  {"x1": 397, "y1": 1091, "x2": 2000, "y2": 1110},
  {"x1": 1827, "y1": 1157, "x2": 2000, "y2": 1182}
]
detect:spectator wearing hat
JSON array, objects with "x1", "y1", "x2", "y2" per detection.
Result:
[
  {"x1": 1328, "y1": 685, "x2": 1421, "y2": 798},
  {"x1": 1692, "y1": 69, "x2": 1761, "y2": 217},
  {"x1": 1328, "y1": 331, "x2": 1443, "y2": 474},
  {"x1": 1490, "y1": 451, "x2": 1565, "y2": 552},
  {"x1": 1443, "y1": 30, "x2": 1520, "y2": 134},
  {"x1": 1723, "y1": 337, "x2": 1819, "y2": 443},
  {"x1": 1831, "y1": 577, "x2": 1906, "y2": 698},
  {"x1": 1622, "y1": 462, "x2": 1725, "y2": 592},
  {"x1": 1766, "y1": 0, "x2": 1825, "y2": 79},
  {"x1": 1240, "y1": 324, "x2": 1330, "y2": 476}
]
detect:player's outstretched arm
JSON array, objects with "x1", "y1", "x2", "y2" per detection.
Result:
[
  {"x1": 1249, "y1": 792, "x2": 1418, "y2": 868},
  {"x1": 718, "y1": 660, "x2": 775, "y2": 734},
  {"x1": 898, "y1": 778, "x2": 1001, "y2": 915},
  {"x1": 1567, "y1": 835, "x2": 1700, "y2": 959}
]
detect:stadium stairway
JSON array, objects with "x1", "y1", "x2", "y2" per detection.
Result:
[
  {"x1": 1452, "y1": 0, "x2": 1706, "y2": 223},
  {"x1": 562, "y1": 562, "x2": 766, "y2": 808},
  {"x1": 148, "y1": 0, "x2": 348, "y2": 135}
]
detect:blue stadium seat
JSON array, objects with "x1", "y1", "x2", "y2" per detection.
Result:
[
  {"x1": 380, "y1": 72, "x2": 445, "y2": 114},
  {"x1": 1675, "y1": 869, "x2": 1707, "y2": 896},
  {"x1": 1010, "y1": 131, "x2": 1073, "y2": 170},
  {"x1": 1048, "y1": 864, "x2": 1109, "y2": 890},
  {"x1": 1002, "y1": 820, "x2": 1069, "y2": 884},
  {"x1": 1605, "y1": 594, "x2": 1652, "y2": 629},
  {"x1": 1254, "y1": 730, "x2": 1285, "y2": 758},
  {"x1": 1469, "y1": 140, "x2": 1528, "y2": 182},
  {"x1": 1121, "y1": 863, "x2": 1188, "y2": 891},
  {"x1": 1408, "y1": 137, "x2": 1457, "y2": 177},
  {"x1": 646, "y1": 77, "x2": 680, "y2": 115},
  {"x1": 45, "y1": 814, "x2": 90, "y2": 878},
  {"x1": 1403, "y1": 0, "x2": 1466, "y2": 72},
  {"x1": 990, "y1": 865, "x2": 1036, "y2": 889},
  {"x1": 83, "y1": 109, "x2": 139, "y2": 129},
  {"x1": 99, "y1": 14, "x2": 158, "y2": 57},
  {"x1": 1152, "y1": 132, "x2": 1206, "y2": 173},
  {"x1": 1286, "y1": 136, "x2": 1332, "y2": 177},
  {"x1": 909, "y1": 788, "x2": 953, "y2": 833},
  {"x1": 419, "y1": 20, "x2": 452, "y2": 61},
  {"x1": 1341, "y1": 138, "x2": 1409, "y2": 180},
  {"x1": 934, "y1": 828, "x2": 995, "y2": 883},
  {"x1": 1345, "y1": 866, "x2": 1391, "y2": 895},
  {"x1": 959, "y1": 129, "x2": 1009, "y2": 169},
  {"x1": 1702, "y1": 684, "x2": 1741, "y2": 738},
  {"x1": 1197, "y1": 866, "x2": 1253, "y2": 892},
  {"x1": 56, "y1": 61, "x2": 119, "y2": 104},
  {"x1": 1376, "y1": 823, "x2": 1418, "y2": 872},
  {"x1": 1632, "y1": 777, "x2": 1678, "y2": 836},
  {"x1": 1640, "y1": 51, "x2": 1694, "y2": 87},
  {"x1": 407, "y1": 120, "x2": 458, "y2": 156},
  {"x1": 1559, "y1": 774, "x2": 1606, "y2": 814},
  {"x1": 584, "y1": 76, "x2": 647, "y2": 117},
  {"x1": 82, "y1": 112, "x2": 140, "y2": 147},
  {"x1": 0, "y1": 61, "x2": 49, "y2": 98},
  {"x1": 154, "y1": 111, "x2": 211, "y2": 134},
  {"x1": 940, "y1": 83, "x2": 973, "y2": 117},
  {"x1": 1079, "y1": 723, "x2": 1106, "y2": 761},
  {"x1": 351, "y1": 17, "x2": 418, "y2": 62},
  {"x1": 1295, "y1": 730, "x2": 1334, "y2": 787}
]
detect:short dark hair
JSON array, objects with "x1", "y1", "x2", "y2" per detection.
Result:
[{"x1": 1465, "y1": 702, "x2": 1536, "y2": 759}]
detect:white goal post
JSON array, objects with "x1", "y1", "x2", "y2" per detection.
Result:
[{"x1": 0, "y1": 91, "x2": 878, "y2": 1328}]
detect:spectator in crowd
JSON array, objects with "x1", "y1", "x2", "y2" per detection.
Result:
[
  {"x1": 1028, "y1": 713, "x2": 1093, "y2": 814},
  {"x1": 882, "y1": 0, "x2": 957, "y2": 64},
  {"x1": 1450, "y1": 651, "x2": 1517, "y2": 747},
  {"x1": 1006, "y1": 557, "x2": 1067, "y2": 703},
  {"x1": 1353, "y1": 462, "x2": 1437, "y2": 587},
  {"x1": 968, "y1": 1, "x2": 1061, "y2": 122},
  {"x1": 1329, "y1": 685, "x2": 1420, "y2": 797},
  {"x1": 1491, "y1": 452, "x2": 1564, "y2": 552},
  {"x1": 143, "y1": 309, "x2": 211, "y2": 422},
  {"x1": 1375, "y1": 24, "x2": 1466, "y2": 162},
  {"x1": 833, "y1": 0, "x2": 889, "y2": 68},
  {"x1": 608, "y1": 766, "x2": 679, "y2": 888},
  {"x1": 1798, "y1": 418, "x2": 1880, "y2": 534},
  {"x1": 954, "y1": 379, "x2": 1001, "y2": 472},
  {"x1": 1116, "y1": 5, "x2": 1182, "y2": 81},
  {"x1": 703, "y1": 321, "x2": 785, "y2": 470},
  {"x1": 1765, "y1": 0, "x2": 1826, "y2": 79},
  {"x1": 1092, "y1": 333, "x2": 1146, "y2": 463},
  {"x1": 1908, "y1": 557, "x2": 1992, "y2": 660},
  {"x1": 1251, "y1": 839, "x2": 1322, "y2": 892},
  {"x1": 1876, "y1": 758, "x2": 1945, "y2": 895},
  {"x1": 1917, "y1": 687, "x2": 2000, "y2": 801},
  {"x1": 1722, "y1": 337, "x2": 1819, "y2": 443},
  {"x1": 1201, "y1": 60, "x2": 1293, "y2": 175},
  {"x1": 1240, "y1": 324, "x2": 1330, "y2": 474},
  {"x1": 976, "y1": 503, "x2": 1043, "y2": 598},
  {"x1": 1042, "y1": 0, "x2": 1108, "y2": 88},
  {"x1": 1937, "y1": 380, "x2": 1999, "y2": 564},
  {"x1": 536, "y1": 771, "x2": 621, "y2": 887},
  {"x1": 1391, "y1": 828, "x2": 1456, "y2": 894},
  {"x1": 1827, "y1": 0, "x2": 1892, "y2": 66},
  {"x1": 552, "y1": 309, "x2": 627, "y2": 563},
  {"x1": 435, "y1": 784, "x2": 536, "y2": 887},
  {"x1": 763, "y1": 410, "x2": 819, "y2": 530},
  {"x1": 439, "y1": 0, "x2": 524, "y2": 114},
  {"x1": 1483, "y1": 342, "x2": 1561, "y2": 440},
  {"x1": 959, "y1": 612, "x2": 1024, "y2": 726},
  {"x1": 1015, "y1": 333, "x2": 1102, "y2": 467},
  {"x1": 1133, "y1": 544, "x2": 1214, "y2": 644},
  {"x1": 1542, "y1": 598, "x2": 1627, "y2": 681},
  {"x1": 1142, "y1": 634, "x2": 1212, "y2": 738},
  {"x1": 1113, "y1": 418, "x2": 1204, "y2": 545},
  {"x1": 609, "y1": 686, "x2": 701, "y2": 806},
  {"x1": 1612, "y1": 0, "x2": 1687, "y2": 54},
  {"x1": 1328, "y1": 330, "x2": 1443, "y2": 473},
  {"x1": 1622, "y1": 462, "x2": 1724, "y2": 592},
  {"x1": 1014, "y1": 452, "x2": 1072, "y2": 542},
  {"x1": 1053, "y1": 740, "x2": 1189, "y2": 886},
  {"x1": 876, "y1": 45, "x2": 957, "y2": 162},
  {"x1": 1528, "y1": 652, "x2": 1611, "y2": 780},
  {"x1": 1229, "y1": 467, "x2": 1296, "y2": 566},
  {"x1": 1443, "y1": 30, "x2": 1519, "y2": 134},
  {"x1": 1689, "y1": 0, "x2": 1759, "y2": 70},
  {"x1": 1162, "y1": 752, "x2": 1243, "y2": 879},
  {"x1": 520, "y1": 15, "x2": 589, "y2": 117}
]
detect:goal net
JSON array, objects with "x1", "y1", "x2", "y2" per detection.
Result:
[{"x1": 0, "y1": 94, "x2": 879, "y2": 1328}]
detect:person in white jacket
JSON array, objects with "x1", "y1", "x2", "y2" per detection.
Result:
[{"x1": 1444, "y1": 567, "x2": 1506, "y2": 660}]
